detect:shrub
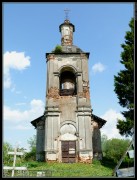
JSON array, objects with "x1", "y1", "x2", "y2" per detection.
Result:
[
  {"x1": 102, "y1": 138, "x2": 130, "y2": 164},
  {"x1": 24, "y1": 147, "x2": 36, "y2": 161},
  {"x1": 52, "y1": 45, "x2": 62, "y2": 53}
]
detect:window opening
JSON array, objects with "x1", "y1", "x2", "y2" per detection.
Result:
[{"x1": 60, "y1": 71, "x2": 77, "y2": 96}]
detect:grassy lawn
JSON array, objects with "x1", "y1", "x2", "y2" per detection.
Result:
[{"x1": 13, "y1": 159, "x2": 116, "y2": 177}]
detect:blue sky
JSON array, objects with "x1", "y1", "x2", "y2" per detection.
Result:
[{"x1": 3, "y1": 2, "x2": 134, "y2": 150}]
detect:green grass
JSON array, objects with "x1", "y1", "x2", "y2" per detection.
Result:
[{"x1": 16, "y1": 159, "x2": 116, "y2": 177}]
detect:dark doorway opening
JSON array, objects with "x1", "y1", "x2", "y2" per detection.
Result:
[
  {"x1": 60, "y1": 71, "x2": 77, "y2": 96},
  {"x1": 61, "y1": 141, "x2": 76, "y2": 163}
]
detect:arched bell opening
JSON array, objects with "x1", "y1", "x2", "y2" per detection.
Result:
[{"x1": 60, "y1": 70, "x2": 77, "y2": 96}]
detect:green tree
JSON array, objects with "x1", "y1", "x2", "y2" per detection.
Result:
[
  {"x1": 25, "y1": 135, "x2": 36, "y2": 161},
  {"x1": 3, "y1": 142, "x2": 13, "y2": 165},
  {"x1": 27, "y1": 135, "x2": 36, "y2": 150},
  {"x1": 114, "y1": 18, "x2": 134, "y2": 137},
  {"x1": 103, "y1": 138, "x2": 130, "y2": 163}
]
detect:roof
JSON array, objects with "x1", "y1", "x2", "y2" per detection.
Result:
[
  {"x1": 31, "y1": 114, "x2": 107, "y2": 129},
  {"x1": 46, "y1": 45, "x2": 90, "y2": 58},
  {"x1": 59, "y1": 19, "x2": 75, "y2": 32},
  {"x1": 31, "y1": 115, "x2": 44, "y2": 128},
  {"x1": 61, "y1": 45, "x2": 84, "y2": 53},
  {"x1": 92, "y1": 114, "x2": 107, "y2": 128}
]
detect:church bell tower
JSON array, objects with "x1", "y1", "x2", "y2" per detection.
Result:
[
  {"x1": 44, "y1": 18, "x2": 93, "y2": 163},
  {"x1": 31, "y1": 16, "x2": 106, "y2": 163}
]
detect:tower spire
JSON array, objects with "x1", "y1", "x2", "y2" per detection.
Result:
[
  {"x1": 59, "y1": 9, "x2": 75, "y2": 46},
  {"x1": 64, "y1": 8, "x2": 70, "y2": 20}
]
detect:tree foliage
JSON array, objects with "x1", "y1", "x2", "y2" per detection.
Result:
[
  {"x1": 27, "y1": 135, "x2": 36, "y2": 151},
  {"x1": 114, "y1": 18, "x2": 134, "y2": 137},
  {"x1": 102, "y1": 137, "x2": 130, "y2": 164},
  {"x1": 25, "y1": 135, "x2": 36, "y2": 161},
  {"x1": 3, "y1": 142, "x2": 13, "y2": 165},
  {"x1": 3, "y1": 142, "x2": 27, "y2": 165}
]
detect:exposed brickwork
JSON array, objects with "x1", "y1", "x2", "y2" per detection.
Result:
[
  {"x1": 78, "y1": 87, "x2": 90, "y2": 99},
  {"x1": 60, "y1": 95, "x2": 73, "y2": 99},
  {"x1": 46, "y1": 160, "x2": 58, "y2": 163},
  {"x1": 78, "y1": 156, "x2": 92, "y2": 164},
  {"x1": 78, "y1": 80, "x2": 90, "y2": 99},
  {"x1": 83, "y1": 86, "x2": 90, "y2": 99},
  {"x1": 61, "y1": 35, "x2": 73, "y2": 46},
  {"x1": 47, "y1": 87, "x2": 60, "y2": 99},
  {"x1": 77, "y1": 92, "x2": 83, "y2": 98},
  {"x1": 47, "y1": 87, "x2": 76, "y2": 100}
]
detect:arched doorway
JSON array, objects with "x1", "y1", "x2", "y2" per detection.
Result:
[
  {"x1": 60, "y1": 123, "x2": 77, "y2": 163},
  {"x1": 61, "y1": 141, "x2": 76, "y2": 163}
]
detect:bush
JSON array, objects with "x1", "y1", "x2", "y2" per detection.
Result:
[
  {"x1": 3, "y1": 142, "x2": 13, "y2": 165},
  {"x1": 25, "y1": 135, "x2": 36, "y2": 161},
  {"x1": 25, "y1": 147, "x2": 36, "y2": 161},
  {"x1": 102, "y1": 138, "x2": 130, "y2": 164},
  {"x1": 52, "y1": 45, "x2": 62, "y2": 53},
  {"x1": 120, "y1": 155, "x2": 134, "y2": 168},
  {"x1": 101, "y1": 157, "x2": 116, "y2": 169}
]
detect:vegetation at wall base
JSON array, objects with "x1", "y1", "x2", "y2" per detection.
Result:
[
  {"x1": 3, "y1": 136, "x2": 133, "y2": 177},
  {"x1": 3, "y1": 159, "x2": 117, "y2": 177}
]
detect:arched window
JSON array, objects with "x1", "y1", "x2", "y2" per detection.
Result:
[{"x1": 60, "y1": 70, "x2": 77, "y2": 96}]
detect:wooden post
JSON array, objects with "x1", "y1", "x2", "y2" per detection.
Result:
[{"x1": 11, "y1": 147, "x2": 17, "y2": 177}]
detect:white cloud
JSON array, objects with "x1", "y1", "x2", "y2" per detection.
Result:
[
  {"x1": 4, "y1": 51, "x2": 30, "y2": 71},
  {"x1": 92, "y1": 62, "x2": 106, "y2": 73},
  {"x1": 4, "y1": 99, "x2": 44, "y2": 123},
  {"x1": 100, "y1": 109, "x2": 126, "y2": 139},
  {"x1": 4, "y1": 74, "x2": 12, "y2": 88},
  {"x1": 3, "y1": 51, "x2": 31, "y2": 89}
]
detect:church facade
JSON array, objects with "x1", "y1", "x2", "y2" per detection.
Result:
[{"x1": 31, "y1": 19, "x2": 106, "y2": 163}]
